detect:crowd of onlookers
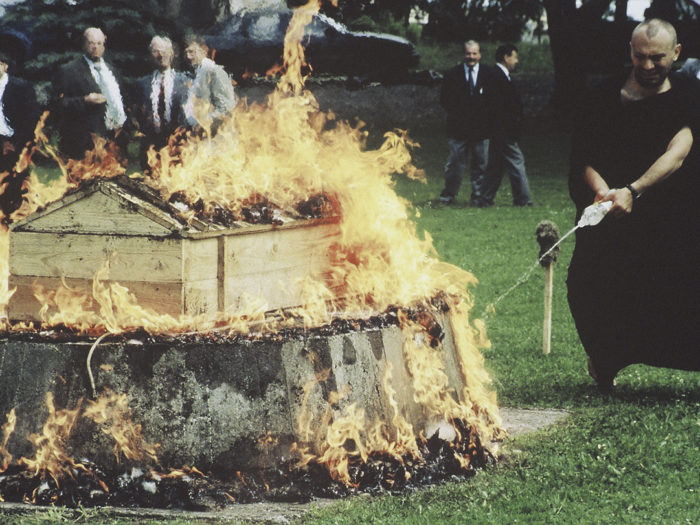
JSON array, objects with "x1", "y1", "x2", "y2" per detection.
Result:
[{"x1": 0, "y1": 27, "x2": 236, "y2": 219}]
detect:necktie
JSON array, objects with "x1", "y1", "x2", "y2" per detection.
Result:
[
  {"x1": 157, "y1": 77, "x2": 166, "y2": 127},
  {"x1": 468, "y1": 66, "x2": 475, "y2": 95}
]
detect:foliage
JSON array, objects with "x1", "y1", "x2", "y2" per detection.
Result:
[{"x1": 419, "y1": 0, "x2": 542, "y2": 43}]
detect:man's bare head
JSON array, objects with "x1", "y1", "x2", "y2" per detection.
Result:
[
  {"x1": 150, "y1": 36, "x2": 174, "y2": 72},
  {"x1": 629, "y1": 18, "x2": 680, "y2": 89},
  {"x1": 463, "y1": 40, "x2": 481, "y2": 68},
  {"x1": 83, "y1": 27, "x2": 106, "y2": 62}
]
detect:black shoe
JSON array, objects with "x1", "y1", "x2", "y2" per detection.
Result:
[
  {"x1": 439, "y1": 190, "x2": 455, "y2": 204},
  {"x1": 587, "y1": 357, "x2": 616, "y2": 393}
]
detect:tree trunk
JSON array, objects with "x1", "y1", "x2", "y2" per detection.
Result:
[{"x1": 544, "y1": 0, "x2": 619, "y2": 113}]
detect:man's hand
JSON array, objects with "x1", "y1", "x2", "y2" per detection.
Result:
[
  {"x1": 84, "y1": 93, "x2": 106, "y2": 104},
  {"x1": 601, "y1": 187, "x2": 634, "y2": 217}
]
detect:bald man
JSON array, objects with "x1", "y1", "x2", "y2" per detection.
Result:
[
  {"x1": 567, "y1": 19, "x2": 700, "y2": 391},
  {"x1": 53, "y1": 27, "x2": 128, "y2": 158}
]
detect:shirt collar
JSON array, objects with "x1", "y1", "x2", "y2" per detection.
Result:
[
  {"x1": 497, "y1": 62, "x2": 510, "y2": 80},
  {"x1": 464, "y1": 62, "x2": 480, "y2": 76},
  {"x1": 84, "y1": 56, "x2": 105, "y2": 70}
]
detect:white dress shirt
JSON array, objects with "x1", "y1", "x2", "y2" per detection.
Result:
[{"x1": 0, "y1": 74, "x2": 14, "y2": 137}]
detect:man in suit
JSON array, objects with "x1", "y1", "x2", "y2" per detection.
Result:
[
  {"x1": 136, "y1": 35, "x2": 188, "y2": 169},
  {"x1": 0, "y1": 50, "x2": 40, "y2": 221},
  {"x1": 183, "y1": 34, "x2": 236, "y2": 136},
  {"x1": 53, "y1": 27, "x2": 128, "y2": 159},
  {"x1": 481, "y1": 44, "x2": 533, "y2": 207},
  {"x1": 680, "y1": 57, "x2": 700, "y2": 80},
  {"x1": 439, "y1": 40, "x2": 493, "y2": 206}
]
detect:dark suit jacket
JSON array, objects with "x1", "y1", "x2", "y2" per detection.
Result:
[
  {"x1": 440, "y1": 63, "x2": 494, "y2": 141},
  {"x1": 53, "y1": 56, "x2": 126, "y2": 158},
  {"x1": 135, "y1": 70, "x2": 188, "y2": 142},
  {"x1": 2, "y1": 75, "x2": 40, "y2": 149},
  {"x1": 490, "y1": 65, "x2": 523, "y2": 141},
  {"x1": 1, "y1": 75, "x2": 40, "y2": 218}
]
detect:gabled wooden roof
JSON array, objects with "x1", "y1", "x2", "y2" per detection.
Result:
[{"x1": 10, "y1": 177, "x2": 222, "y2": 238}]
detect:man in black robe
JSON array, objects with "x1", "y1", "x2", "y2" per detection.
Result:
[{"x1": 567, "y1": 18, "x2": 700, "y2": 391}]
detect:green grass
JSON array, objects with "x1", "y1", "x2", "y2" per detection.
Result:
[{"x1": 2, "y1": 115, "x2": 698, "y2": 525}]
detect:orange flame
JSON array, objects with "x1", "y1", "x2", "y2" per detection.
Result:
[
  {"x1": 83, "y1": 390, "x2": 159, "y2": 465},
  {"x1": 1, "y1": 408, "x2": 16, "y2": 472},
  {"x1": 18, "y1": 393, "x2": 88, "y2": 485}
]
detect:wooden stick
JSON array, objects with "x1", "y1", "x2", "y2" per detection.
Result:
[{"x1": 543, "y1": 262, "x2": 554, "y2": 354}]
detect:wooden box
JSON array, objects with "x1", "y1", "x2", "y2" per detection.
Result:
[{"x1": 8, "y1": 179, "x2": 339, "y2": 322}]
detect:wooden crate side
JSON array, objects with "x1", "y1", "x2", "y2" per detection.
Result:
[
  {"x1": 182, "y1": 237, "x2": 218, "y2": 282},
  {"x1": 10, "y1": 232, "x2": 184, "y2": 282},
  {"x1": 16, "y1": 191, "x2": 175, "y2": 236},
  {"x1": 222, "y1": 223, "x2": 339, "y2": 312},
  {"x1": 224, "y1": 223, "x2": 339, "y2": 275},
  {"x1": 8, "y1": 276, "x2": 184, "y2": 322},
  {"x1": 183, "y1": 279, "x2": 219, "y2": 319}
]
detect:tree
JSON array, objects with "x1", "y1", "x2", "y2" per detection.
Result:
[{"x1": 419, "y1": 0, "x2": 541, "y2": 42}]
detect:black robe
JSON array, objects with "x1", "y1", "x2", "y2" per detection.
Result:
[{"x1": 567, "y1": 71, "x2": 700, "y2": 377}]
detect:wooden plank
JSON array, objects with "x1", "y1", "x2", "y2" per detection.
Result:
[
  {"x1": 10, "y1": 232, "x2": 184, "y2": 282},
  {"x1": 183, "y1": 279, "x2": 219, "y2": 318},
  {"x1": 224, "y1": 223, "x2": 339, "y2": 276},
  {"x1": 223, "y1": 267, "x2": 333, "y2": 312},
  {"x1": 8, "y1": 276, "x2": 185, "y2": 322},
  {"x1": 181, "y1": 237, "x2": 218, "y2": 282},
  {"x1": 217, "y1": 236, "x2": 226, "y2": 312},
  {"x1": 221, "y1": 223, "x2": 337, "y2": 312},
  {"x1": 15, "y1": 190, "x2": 177, "y2": 236}
]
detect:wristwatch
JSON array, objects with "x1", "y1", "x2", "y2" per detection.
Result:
[{"x1": 625, "y1": 183, "x2": 640, "y2": 199}]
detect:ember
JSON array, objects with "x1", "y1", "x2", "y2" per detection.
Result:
[{"x1": 0, "y1": 0, "x2": 503, "y2": 510}]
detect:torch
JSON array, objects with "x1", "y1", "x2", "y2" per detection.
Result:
[{"x1": 535, "y1": 221, "x2": 560, "y2": 355}]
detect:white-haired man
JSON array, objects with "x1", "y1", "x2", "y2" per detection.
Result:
[
  {"x1": 136, "y1": 35, "x2": 188, "y2": 167},
  {"x1": 54, "y1": 27, "x2": 128, "y2": 158}
]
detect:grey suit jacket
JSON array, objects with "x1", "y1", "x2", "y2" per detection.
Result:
[{"x1": 185, "y1": 58, "x2": 236, "y2": 133}]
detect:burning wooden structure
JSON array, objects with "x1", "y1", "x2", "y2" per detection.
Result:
[{"x1": 8, "y1": 177, "x2": 339, "y2": 322}]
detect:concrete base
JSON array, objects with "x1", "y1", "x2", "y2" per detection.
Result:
[{"x1": 0, "y1": 312, "x2": 465, "y2": 476}]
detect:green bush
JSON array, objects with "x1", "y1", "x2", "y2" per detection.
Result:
[
  {"x1": 346, "y1": 14, "x2": 380, "y2": 33},
  {"x1": 405, "y1": 23, "x2": 422, "y2": 44}
]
